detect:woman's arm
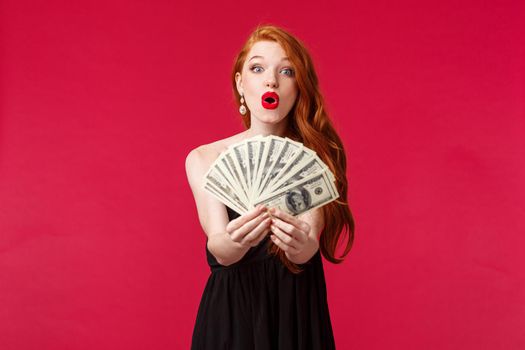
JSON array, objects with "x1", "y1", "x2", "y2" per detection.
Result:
[
  {"x1": 207, "y1": 232, "x2": 251, "y2": 266},
  {"x1": 185, "y1": 147, "x2": 271, "y2": 266}
]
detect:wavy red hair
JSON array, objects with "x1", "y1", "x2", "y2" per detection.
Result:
[{"x1": 231, "y1": 24, "x2": 355, "y2": 273}]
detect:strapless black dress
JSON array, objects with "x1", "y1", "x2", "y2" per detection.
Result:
[{"x1": 191, "y1": 206, "x2": 336, "y2": 350}]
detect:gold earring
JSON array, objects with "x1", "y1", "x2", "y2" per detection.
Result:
[{"x1": 239, "y1": 93, "x2": 247, "y2": 115}]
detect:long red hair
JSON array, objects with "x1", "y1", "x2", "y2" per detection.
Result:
[{"x1": 231, "y1": 24, "x2": 355, "y2": 273}]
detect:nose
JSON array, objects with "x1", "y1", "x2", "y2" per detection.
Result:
[{"x1": 264, "y1": 72, "x2": 278, "y2": 88}]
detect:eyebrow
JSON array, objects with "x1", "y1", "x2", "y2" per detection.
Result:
[{"x1": 248, "y1": 55, "x2": 290, "y2": 62}]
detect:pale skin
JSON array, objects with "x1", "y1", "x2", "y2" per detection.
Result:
[{"x1": 185, "y1": 40, "x2": 324, "y2": 266}]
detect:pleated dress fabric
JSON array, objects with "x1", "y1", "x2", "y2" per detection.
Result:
[{"x1": 191, "y1": 206, "x2": 336, "y2": 350}]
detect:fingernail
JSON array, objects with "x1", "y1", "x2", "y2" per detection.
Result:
[{"x1": 262, "y1": 212, "x2": 269, "y2": 219}]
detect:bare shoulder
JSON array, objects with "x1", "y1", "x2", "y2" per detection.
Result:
[
  {"x1": 185, "y1": 142, "x2": 224, "y2": 190},
  {"x1": 185, "y1": 132, "x2": 248, "y2": 188},
  {"x1": 185, "y1": 145, "x2": 214, "y2": 178}
]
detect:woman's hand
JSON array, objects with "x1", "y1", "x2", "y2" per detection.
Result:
[
  {"x1": 225, "y1": 205, "x2": 272, "y2": 248},
  {"x1": 267, "y1": 207, "x2": 319, "y2": 264}
]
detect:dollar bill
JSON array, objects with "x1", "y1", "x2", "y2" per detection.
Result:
[
  {"x1": 266, "y1": 146, "x2": 316, "y2": 190},
  {"x1": 263, "y1": 153, "x2": 333, "y2": 196},
  {"x1": 203, "y1": 166, "x2": 249, "y2": 212},
  {"x1": 222, "y1": 152, "x2": 251, "y2": 204},
  {"x1": 253, "y1": 135, "x2": 285, "y2": 198},
  {"x1": 253, "y1": 169, "x2": 339, "y2": 216},
  {"x1": 229, "y1": 140, "x2": 251, "y2": 204},
  {"x1": 246, "y1": 135, "x2": 263, "y2": 191},
  {"x1": 213, "y1": 153, "x2": 250, "y2": 205},
  {"x1": 204, "y1": 183, "x2": 247, "y2": 215},
  {"x1": 250, "y1": 137, "x2": 266, "y2": 202},
  {"x1": 256, "y1": 138, "x2": 303, "y2": 199}
]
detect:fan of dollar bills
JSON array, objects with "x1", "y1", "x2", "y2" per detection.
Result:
[{"x1": 203, "y1": 135, "x2": 339, "y2": 216}]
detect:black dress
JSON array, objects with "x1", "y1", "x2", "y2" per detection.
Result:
[{"x1": 191, "y1": 206, "x2": 336, "y2": 350}]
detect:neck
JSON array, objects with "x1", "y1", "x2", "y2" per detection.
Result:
[{"x1": 244, "y1": 115, "x2": 289, "y2": 138}]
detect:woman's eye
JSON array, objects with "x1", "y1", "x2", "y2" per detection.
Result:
[
  {"x1": 249, "y1": 65, "x2": 294, "y2": 76},
  {"x1": 281, "y1": 68, "x2": 294, "y2": 76}
]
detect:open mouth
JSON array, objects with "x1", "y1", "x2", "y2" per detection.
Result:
[{"x1": 261, "y1": 91, "x2": 279, "y2": 109}]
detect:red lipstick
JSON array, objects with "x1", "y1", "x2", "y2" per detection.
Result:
[{"x1": 261, "y1": 91, "x2": 279, "y2": 109}]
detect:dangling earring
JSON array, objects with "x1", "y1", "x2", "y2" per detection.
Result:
[{"x1": 239, "y1": 93, "x2": 247, "y2": 115}]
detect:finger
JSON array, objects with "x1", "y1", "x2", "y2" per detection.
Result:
[
  {"x1": 270, "y1": 233, "x2": 299, "y2": 254},
  {"x1": 269, "y1": 207, "x2": 311, "y2": 233},
  {"x1": 227, "y1": 204, "x2": 266, "y2": 232},
  {"x1": 271, "y1": 217, "x2": 308, "y2": 244},
  {"x1": 249, "y1": 227, "x2": 271, "y2": 247},
  {"x1": 270, "y1": 223, "x2": 299, "y2": 250},
  {"x1": 230, "y1": 211, "x2": 269, "y2": 242},
  {"x1": 240, "y1": 216, "x2": 272, "y2": 246}
]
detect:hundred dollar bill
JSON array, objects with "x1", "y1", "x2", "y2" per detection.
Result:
[
  {"x1": 253, "y1": 135, "x2": 285, "y2": 198},
  {"x1": 210, "y1": 153, "x2": 250, "y2": 205},
  {"x1": 246, "y1": 135, "x2": 263, "y2": 190},
  {"x1": 266, "y1": 146, "x2": 316, "y2": 190},
  {"x1": 204, "y1": 183, "x2": 247, "y2": 215},
  {"x1": 229, "y1": 140, "x2": 251, "y2": 203},
  {"x1": 253, "y1": 169, "x2": 339, "y2": 217},
  {"x1": 250, "y1": 137, "x2": 267, "y2": 202},
  {"x1": 263, "y1": 153, "x2": 334, "y2": 196},
  {"x1": 203, "y1": 166, "x2": 249, "y2": 212},
  {"x1": 256, "y1": 138, "x2": 303, "y2": 199},
  {"x1": 221, "y1": 152, "x2": 251, "y2": 204}
]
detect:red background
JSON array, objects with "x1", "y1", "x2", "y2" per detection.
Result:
[{"x1": 1, "y1": 1, "x2": 524, "y2": 349}]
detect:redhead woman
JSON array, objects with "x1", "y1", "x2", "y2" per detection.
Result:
[{"x1": 185, "y1": 24, "x2": 355, "y2": 350}]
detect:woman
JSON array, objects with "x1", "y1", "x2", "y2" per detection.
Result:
[{"x1": 185, "y1": 24, "x2": 355, "y2": 350}]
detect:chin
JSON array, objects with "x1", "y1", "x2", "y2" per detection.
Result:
[
  {"x1": 258, "y1": 111, "x2": 288, "y2": 124},
  {"x1": 261, "y1": 117, "x2": 286, "y2": 125}
]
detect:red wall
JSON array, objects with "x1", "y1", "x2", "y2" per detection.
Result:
[{"x1": 1, "y1": 1, "x2": 524, "y2": 349}]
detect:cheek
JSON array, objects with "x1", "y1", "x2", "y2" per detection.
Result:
[
  {"x1": 243, "y1": 81, "x2": 260, "y2": 104},
  {"x1": 282, "y1": 91, "x2": 298, "y2": 107},
  {"x1": 281, "y1": 83, "x2": 298, "y2": 102},
  {"x1": 244, "y1": 92, "x2": 259, "y2": 110}
]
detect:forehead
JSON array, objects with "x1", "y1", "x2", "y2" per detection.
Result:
[{"x1": 246, "y1": 40, "x2": 288, "y2": 61}]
